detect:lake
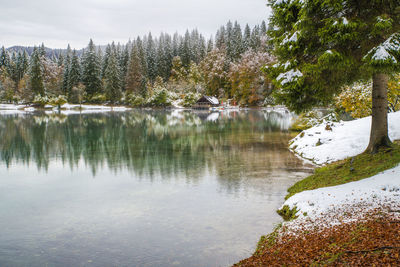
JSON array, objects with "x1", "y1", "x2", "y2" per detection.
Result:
[{"x1": 0, "y1": 109, "x2": 312, "y2": 267}]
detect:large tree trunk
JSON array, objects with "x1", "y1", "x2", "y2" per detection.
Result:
[{"x1": 365, "y1": 73, "x2": 392, "y2": 153}]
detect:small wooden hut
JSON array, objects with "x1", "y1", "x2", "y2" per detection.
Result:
[{"x1": 192, "y1": 96, "x2": 220, "y2": 109}]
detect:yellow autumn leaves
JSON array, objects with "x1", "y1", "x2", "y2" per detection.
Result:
[{"x1": 336, "y1": 74, "x2": 400, "y2": 118}]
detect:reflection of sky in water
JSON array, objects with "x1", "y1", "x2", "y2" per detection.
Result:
[{"x1": 0, "y1": 110, "x2": 312, "y2": 267}]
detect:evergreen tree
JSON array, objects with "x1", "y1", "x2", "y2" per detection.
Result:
[
  {"x1": 69, "y1": 49, "x2": 81, "y2": 92},
  {"x1": 163, "y1": 34, "x2": 173, "y2": 81},
  {"x1": 0, "y1": 47, "x2": 10, "y2": 70},
  {"x1": 225, "y1": 21, "x2": 234, "y2": 60},
  {"x1": 102, "y1": 44, "x2": 112, "y2": 79},
  {"x1": 215, "y1": 26, "x2": 226, "y2": 50},
  {"x1": 136, "y1": 37, "x2": 148, "y2": 79},
  {"x1": 267, "y1": 0, "x2": 400, "y2": 153},
  {"x1": 62, "y1": 45, "x2": 72, "y2": 95},
  {"x1": 104, "y1": 48, "x2": 122, "y2": 102},
  {"x1": 39, "y1": 43, "x2": 46, "y2": 57},
  {"x1": 181, "y1": 30, "x2": 191, "y2": 69},
  {"x1": 146, "y1": 33, "x2": 157, "y2": 82},
  {"x1": 250, "y1": 25, "x2": 261, "y2": 51},
  {"x1": 243, "y1": 24, "x2": 252, "y2": 51},
  {"x1": 156, "y1": 34, "x2": 166, "y2": 80},
  {"x1": 231, "y1": 21, "x2": 243, "y2": 61},
  {"x1": 172, "y1": 33, "x2": 180, "y2": 57},
  {"x1": 82, "y1": 39, "x2": 102, "y2": 98},
  {"x1": 119, "y1": 45, "x2": 130, "y2": 89},
  {"x1": 57, "y1": 53, "x2": 64, "y2": 67},
  {"x1": 260, "y1": 20, "x2": 267, "y2": 35},
  {"x1": 207, "y1": 37, "x2": 214, "y2": 53},
  {"x1": 29, "y1": 47, "x2": 45, "y2": 96},
  {"x1": 125, "y1": 45, "x2": 145, "y2": 95},
  {"x1": 199, "y1": 35, "x2": 207, "y2": 60}
]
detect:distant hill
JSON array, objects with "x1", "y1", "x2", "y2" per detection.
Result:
[{"x1": 4, "y1": 45, "x2": 108, "y2": 58}]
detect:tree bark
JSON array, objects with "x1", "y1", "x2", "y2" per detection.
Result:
[{"x1": 365, "y1": 73, "x2": 392, "y2": 153}]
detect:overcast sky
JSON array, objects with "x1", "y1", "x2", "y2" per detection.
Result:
[{"x1": 0, "y1": 0, "x2": 271, "y2": 49}]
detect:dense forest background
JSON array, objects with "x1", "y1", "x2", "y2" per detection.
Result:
[{"x1": 0, "y1": 21, "x2": 276, "y2": 107}]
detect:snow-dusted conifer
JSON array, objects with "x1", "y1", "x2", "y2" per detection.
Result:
[
  {"x1": 82, "y1": 39, "x2": 102, "y2": 98},
  {"x1": 267, "y1": 0, "x2": 400, "y2": 152}
]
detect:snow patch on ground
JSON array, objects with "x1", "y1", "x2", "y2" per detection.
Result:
[
  {"x1": 290, "y1": 111, "x2": 400, "y2": 165},
  {"x1": 281, "y1": 165, "x2": 400, "y2": 232}
]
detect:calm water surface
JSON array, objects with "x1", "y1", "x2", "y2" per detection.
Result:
[{"x1": 0, "y1": 110, "x2": 312, "y2": 267}]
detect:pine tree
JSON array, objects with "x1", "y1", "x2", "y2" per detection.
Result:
[
  {"x1": 267, "y1": 0, "x2": 400, "y2": 153},
  {"x1": 39, "y1": 43, "x2": 46, "y2": 57},
  {"x1": 0, "y1": 47, "x2": 10, "y2": 70},
  {"x1": 119, "y1": 45, "x2": 130, "y2": 89},
  {"x1": 199, "y1": 35, "x2": 207, "y2": 60},
  {"x1": 125, "y1": 45, "x2": 145, "y2": 95},
  {"x1": 146, "y1": 33, "x2": 157, "y2": 82},
  {"x1": 102, "y1": 44, "x2": 112, "y2": 79},
  {"x1": 215, "y1": 26, "x2": 226, "y2": 50},
  {"x1": 29, "y1": 47, "x2": 45, "y2": 96},
  {"x1": 181, "y1": 30, "x2": 191, "y2": 69},
  {"x1": 225, "y1": 21, "x2": 234, "y2": 60},
  {"x1": 136, "y1": 37, "x2": 148, "y2": 79},
  {"x1": 69, "y1": 49, "x2": 81, "y2": 92},
  {"x1": 104, "y1": 48, "x2": 122, "y2": 102},
  {"x1": 163, "y1": 34, "x2": 173, "y2": 81},
  {"x1": 231, "y1": 21, "x2": 243, "y2": 61},
  {"x1": 207, "y1": 37, "x2": 214, "y2": 53},
  {"x1": 250, "y1": 25, "x2": 261, "y2": 51},
  {"x1": 260, "y1": 20, "x2": 267, "y2": 36},
  {"x1": 62, "y1": 45, "x2": 72, "y2": 95},
  {"x1": 57, "y1": 53, "x2": 64, "y2": 67},
  {"x1": 243, "y1": 24, "x2": 252, "y2": 51},
  {"x1": 82, "y1": 39, "x2": 102, "y2": 98}
]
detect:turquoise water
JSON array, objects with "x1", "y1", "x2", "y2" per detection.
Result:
[{"x1": 0, "y1": 110, "x2": 311, "y2": 266}]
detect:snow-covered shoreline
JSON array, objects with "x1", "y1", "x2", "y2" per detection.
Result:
[
  {"x1": 0, "y1": 103, "x2": 132, "y2": 115},
  {"x1": 290, "y1": 111, "x2": 400, "y2": 165},
  {"x1": 280, "y1": 111, "x2": 400, "y2": 234},
  {"x1": 281, "y1": 165, "x2": 400, "y2": 233}
]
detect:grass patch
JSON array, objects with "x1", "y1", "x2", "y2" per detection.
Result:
[
  {"x1": 286, "y1": 141, "x2": 400, "y2": 200},
  {"x1": 254, "y1": 223, "x2": 282, "y2": 256},
  {"x1": 277, "y1": 205, "x2": 299, "y2": 221}
]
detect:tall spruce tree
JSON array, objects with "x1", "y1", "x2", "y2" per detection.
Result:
[
  {"x1": 82, "y1": 39, "x2": 102, "y2": 98},
  {"x1": 146, "y1": 33, "x2": 157, "y2": 82},
  {"x1": 243, "y1": 24, "x2": 252, "y2": 51},
  {"x1": 181, "y1": 30, "x2": 191, "y2": 69},
  {"x1": 119, "y1": 45, "x2": 130, "y2": 89},
  {"x1": 104, "y1": 47, "x2": 122, "y2": 102},
  {"x1": 69, "y1": 49, "x2": 81, "y2": 92},
  {"x1": 29, "y1": 47, "x2": 45, "y2": 96},
  {"x1": 102, "y1": 44, "x2": 112, "y2": 79},
  {"x1": 0, "y1": 47, "x2": 10, "y2": 70},
  {"x1": 62, "y1": 45, "x2": 72, "y2": 95},
  {"x1": 125, "y1": 45, "x2": 144, "y2": 95},
  {"x1": 267, "y1": 0, "x2": 400, "y2": 153}
]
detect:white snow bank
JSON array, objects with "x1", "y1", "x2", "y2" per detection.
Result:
[
  {"x1": 60, "y1": 104, "x2": 131, "y2": 111},
  {"x1": 0, "y1": 104, "x2": 27, "y2": 110},
  {"x1": 282, "y1": 164, "x2": 400, "y2": 230},
  {"x1": 290, "y1": 111, "x2": 400, "y2": 164},
  {"x1": 0, "y1": 103, "x2": 131, "y2": 114}
]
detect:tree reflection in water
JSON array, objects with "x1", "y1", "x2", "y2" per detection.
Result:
[{"x1": 0, "y1": 110, "x2": 310, "y2": 189}]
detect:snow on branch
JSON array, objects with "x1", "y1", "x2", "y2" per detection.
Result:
[
  {"x1": 276, "y1": 69, "x2": 303, "y2": 85},
  {"x1": 365, "y1": 33, "x2": 400, "y2": 64},
  {"x1": 282, "y1": 31, "x2": 299, "y2": 45}
]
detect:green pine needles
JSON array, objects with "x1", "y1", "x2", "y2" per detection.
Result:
[{"x1": 266, "y1": 0, "x2": 400, "y2": 113}]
